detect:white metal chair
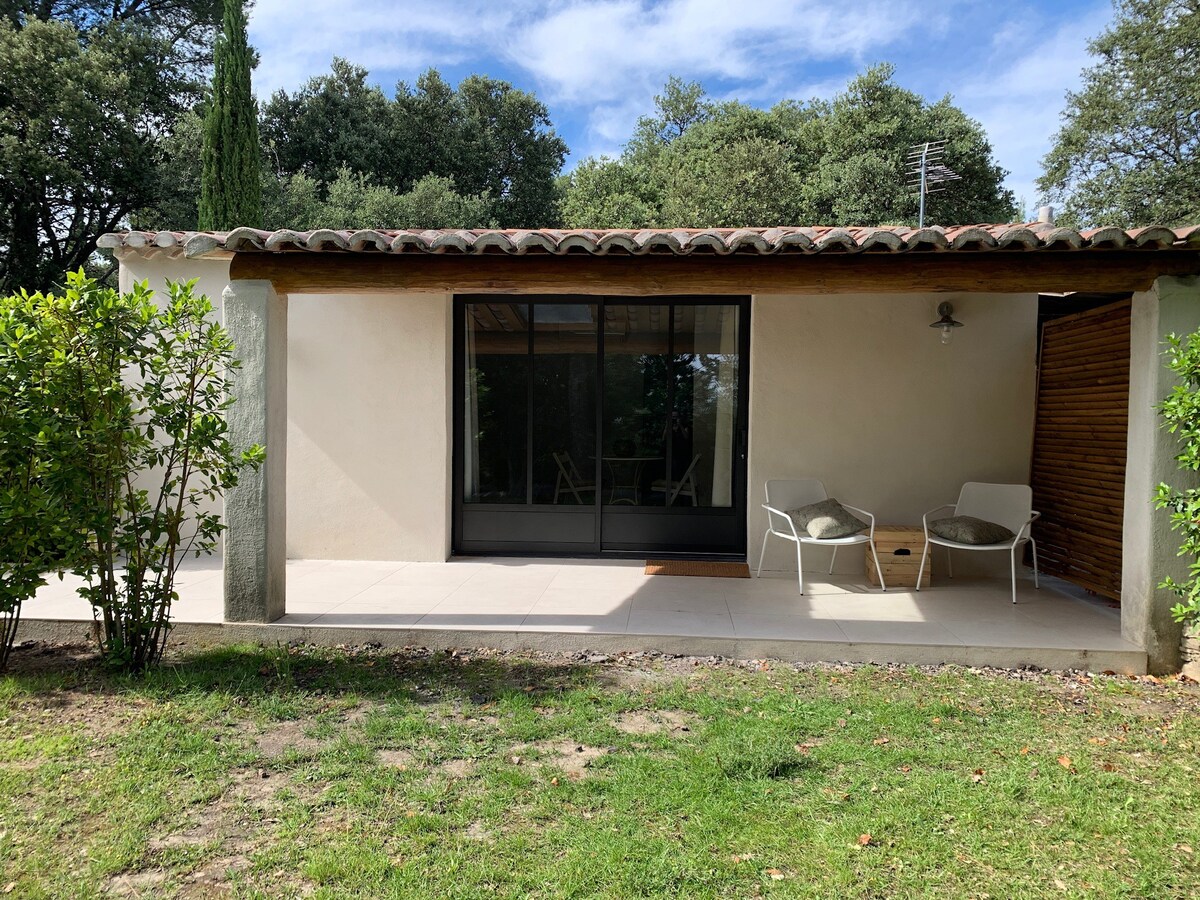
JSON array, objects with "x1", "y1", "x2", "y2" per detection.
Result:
[
  {"x1": 917, "y1": 482, "x2": 1040, "y2": 604},
  {"x1": 552, "y1": 452, "x2": 596, "y2": 504},
  {"x1": 652, "y1": 453, "x2": 700, "y2": 506},
  {"x1": 756, "y1": 478, "x2": 887, "y2": 594}
]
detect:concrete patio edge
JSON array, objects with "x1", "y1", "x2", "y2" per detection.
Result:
[{"x1": 15, "y1": 617, "x2": 1148, "y2": 674}]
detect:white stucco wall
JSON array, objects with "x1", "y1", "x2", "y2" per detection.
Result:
[
  {"x1": 118, "y1": 253, "x2": 232, "y2": 319},
  {"x1": 114, "y1": 253, "x2": 453, "y2": 562},
  {"x1": 1122, "y1": 277, "x2": 1200, "y2": 671},
  {"x1": 114, "y1": 254, "x2": 1039, "y2": 574},
  {"x1": 286, "y1": 292, "x2": 452, "y2": 561},
  {"x1": 748, "y1": 292, "x2": 1040, "y2": 576}
]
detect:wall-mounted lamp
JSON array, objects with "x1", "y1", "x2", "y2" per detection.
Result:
[{"x1": 930, "y1": 301, "x2": 964, "y2": 345}]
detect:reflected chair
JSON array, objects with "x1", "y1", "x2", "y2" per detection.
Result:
[
  {"x1": 652, "y1": 454, "x2": 701, "y2": 506},
  {"x1": 552, "y1": 452, "x2": 596, "y2": 504},
  {"x1": 756, "y1": 478, "x2": 886, "y2": 594},
  {"x1": 916, "y1": 482, "x2": 1040, "y2": 604}
]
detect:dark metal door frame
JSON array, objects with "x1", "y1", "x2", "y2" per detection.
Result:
[{"x1": 452, "y1": 295, "x2": 750, "y2": 558}]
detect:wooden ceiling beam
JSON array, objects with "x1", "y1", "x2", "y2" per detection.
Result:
[{"x1": 229, "y1": 250, "x2": 1200, "y2": 296}]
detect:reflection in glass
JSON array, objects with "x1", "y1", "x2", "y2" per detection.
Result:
[
  {"x1": 602, "y1": 305, "x2": 669, "y2": 506},
  {"x1": 464, "y1": 299, "x2": 740, "y2": 512},
  {"x1": 672, "y1": 305, "x2": 739, "y2": 508},
  {"x1": 463, "y1": 302, "x2": 528, "y2": 503},
  {"x1": 532, "y1": 305, "x2": 597, "y2": 504}
]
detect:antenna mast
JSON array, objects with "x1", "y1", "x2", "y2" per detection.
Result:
[{"x1": 905, "y1": 140, "x2": 961, "y2": 227}]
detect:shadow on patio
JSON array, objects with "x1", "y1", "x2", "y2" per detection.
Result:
[{"x1": 24, "y1": 555, "x2": 1145, "y2": 673}]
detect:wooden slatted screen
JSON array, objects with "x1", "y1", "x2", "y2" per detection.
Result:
[{"x1": 1029, "y1": 298, "x2": 1131, "y2": 599}]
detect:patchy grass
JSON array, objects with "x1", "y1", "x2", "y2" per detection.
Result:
[{"x1": 1, "y1": 642, "x2": 1199, "y2": 899}]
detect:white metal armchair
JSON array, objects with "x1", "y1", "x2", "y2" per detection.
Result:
[
  {"x1": 917, "y1": 482, "x2": 1040, "y2": 604},
  {"x1": 552, "y1": 451, "x2": 596, "y2": 504},
  {"x1": 651, "y1": 453, "x2": 701, "y2": 506},
  {"x1": 756, "y1": 478, "x2": 887, "y2": 594}
]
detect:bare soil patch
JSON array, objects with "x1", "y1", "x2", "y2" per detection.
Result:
[
  {"x1": 376, "y1": 749, "x2": 414, "y2": 768},
  {"x1": 465, "y1": 820, "x2": 493, "y2": 843},
  {"x1": 613, "y1": 709, "x2": 694, "y2": 735},
  {"x1": 254, "y1": 720, "x2": 324, "y2": 758},
  {"x1": 106, "y1": 870, "x2": 172, "y2": 897},
  {"x1": 437, "y1": 758, "x2": 478, "y2": 778},
  {"x1": 130, "y1": 768, "x2": 300, "y2": 896},
  {"x1": 514, "y1": 740, "x2": 608, "y2": 778},
  {"x1": 5, "y1": 641, "x2": 100, "y2": 674}
]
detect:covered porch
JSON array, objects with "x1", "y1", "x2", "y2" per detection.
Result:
[
  {"x1": 23, "y1": 554, "x2": 1144, "y2": 672},
  {"x1": 76, "y1": 224, "x2": 1200, "y2": 673}
]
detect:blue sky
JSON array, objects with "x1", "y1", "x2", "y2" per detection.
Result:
[{"x1": 248, "y1": 0, "x2": 1115, "y2": 217}]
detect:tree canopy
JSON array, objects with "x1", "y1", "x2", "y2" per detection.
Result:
[
  {"x1": 0, "y1": 1, "x2": 219, "y2": 294},
  {"x1": 260, "y1": 63, "x2": 568, "y2": 228},
  {"x1": 1038, "y1": 0, "x2": 1200, "y2": 228},
  {"x1": 560, "y1": 67, "x2": 1017, "y2": 229},
  {"x1": 198, "y1": 0, "x2": 261, "y2": 230}
]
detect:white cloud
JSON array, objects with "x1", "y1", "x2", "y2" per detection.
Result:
[
  {"x1": 953, "y1": 3, "x2": 1113, "y2": 210},
  {"x1": 248, "y1": 0, "x2": 516, "y2": 96},
  {"x1": 505, "y1": 0, "x2": 930, "y2": 104}
]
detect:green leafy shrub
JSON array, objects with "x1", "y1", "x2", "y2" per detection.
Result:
[
  {"x1": 0, "y1": 272, "x2": 263, "y2": 671},
  {"x1": 1154, "y1": 329, "x2": 1200, "y2": 633},
  {"x1": 0, "y1": 288, "x2": 89, "y2": 668}
]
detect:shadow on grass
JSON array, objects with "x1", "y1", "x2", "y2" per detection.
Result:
[{"x1": 2, "y1": 641, "x2": 600, "y2": 706}]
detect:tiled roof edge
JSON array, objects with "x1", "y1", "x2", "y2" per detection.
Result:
[{"x1": 98, "y1": 224, "x2": 1200, "y2": 257}]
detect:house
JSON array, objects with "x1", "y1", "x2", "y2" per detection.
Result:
[{"x1": 97, "y1": 224, "x2": 1200, "y2": 671}]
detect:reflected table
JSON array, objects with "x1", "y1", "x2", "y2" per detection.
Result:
[{"x1": 598, "y1": 456, "x2": 662, "y2": 505}]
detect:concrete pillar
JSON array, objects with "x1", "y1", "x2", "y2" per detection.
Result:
[
  {"x1": 223, "y1": 280, "x2": 287, "y2": 622},
  {"x1": 1122, "y1": 275, "x2": 1200, "y2": 672}
]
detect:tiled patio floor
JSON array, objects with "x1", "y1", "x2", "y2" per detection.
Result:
[{"x1": 23, "y1": 556, "x2": 1143, "y2": 671}]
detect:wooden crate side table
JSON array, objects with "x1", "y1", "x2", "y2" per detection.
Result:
[{"x1": 867, "y1": 526, "x2": 930, "y2": 589}]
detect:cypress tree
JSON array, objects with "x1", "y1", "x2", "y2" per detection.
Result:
[{"x1": 198, "y1": 0, "x2": 262, "y2": 231}]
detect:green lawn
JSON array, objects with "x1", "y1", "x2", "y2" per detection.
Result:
[{"x1": 1, "y1": 642, "x2": 1198, "y2": 899}]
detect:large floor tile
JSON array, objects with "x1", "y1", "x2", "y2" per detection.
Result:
[
  {"x1": 414, "y1": 611, "x2": 527, "y2": 629},
  {"x1": 813, "y1": 593, "x2": 930, "y2": 622},
  {"x1": 529, "y1": 589, "x2": 633, "y2": 615},
  {"x1": 725, "y1": 593, "x2": 832, "y2": 618},
  {"x1": 343, "y1": 582, "x2": 460, "y2": 610},
  {"x1": 626, "y1": 609, "x2": 735, "y2": 638},
  {"x1": 731, "y1": 613, "x2": 847, "y2": 642},
  {"x1": 273, "y1": 612, "x2": 323, "y2": 626},
  {"x1": 284, "y1": 558, "x2": 332, "y2": 570},
  {"x1": 377, "y1": 564, "x2": 482, "y2": 587},
  {"x1": 172, "y1": 601, "x2": 224, "y2": 623},
  {"x1": 631, "y1": 591, "x2": 730, "y2": 615},
  {"x1": 835, "y1": 618, "x2": 965, "y2": 646},
  {"x1": 937, "y1": 618, "x2": 1079, "y2": 649},
  {"x1": 637, "y1": 574, "x2": 734, "y2": 595},
  {"x1": 284, "y1": 599, "x2": 346, "y2": 614},
  {"x1": 285, "y1": 581, "x2": 376, "y2": 607},
  {"x1": 520, "y1": 611, "x2": 631, "y2": 633},
  {"x1": 439, "y1": 583, "x2": 549, "y2": 606},
  {"x1": 309, "y1": 612, "x2": 425, "y2": 628}
]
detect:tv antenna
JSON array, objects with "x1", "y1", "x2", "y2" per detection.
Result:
[{"x1": 905, "y1": 140, "x2": 961, "y2": 227}]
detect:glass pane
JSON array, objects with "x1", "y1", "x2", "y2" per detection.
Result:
[
  {"x1": 532, "y1": 304, "x2": 597, "y2": 505},
  {"x1": 463, "y1": 302, "x2": 528, "y2": 503},
  {"x1": 602, "y1": 304, "x2": 669, "y2": 506},
  {"x1": 672, "y1": 304, "x2": 739, "y2": 507}
]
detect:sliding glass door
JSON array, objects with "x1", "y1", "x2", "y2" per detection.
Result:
[{"x1": 455, "y1": 297, "x2": 748, "y2": 556}]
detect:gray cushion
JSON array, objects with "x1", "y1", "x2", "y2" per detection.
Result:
[
  {"x1": 929, "y1": 515, "x2": 1015, "y2": 545},
  {"x1": 787, "y1": 498, "x2": 868, "y2": 540}
]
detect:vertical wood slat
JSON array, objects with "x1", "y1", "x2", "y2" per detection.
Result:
[{"x1": 1029, "y1": 298, "x2": 1131, "y2": 600}]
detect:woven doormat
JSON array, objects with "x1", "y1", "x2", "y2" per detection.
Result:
[{"x1": 645, "y1": 560, "x2": 751, "y2": 578}]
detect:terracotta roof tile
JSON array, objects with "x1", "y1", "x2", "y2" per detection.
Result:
[{"x1": 97, "y1": 224, "x2": 1200, "y2": 259}]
